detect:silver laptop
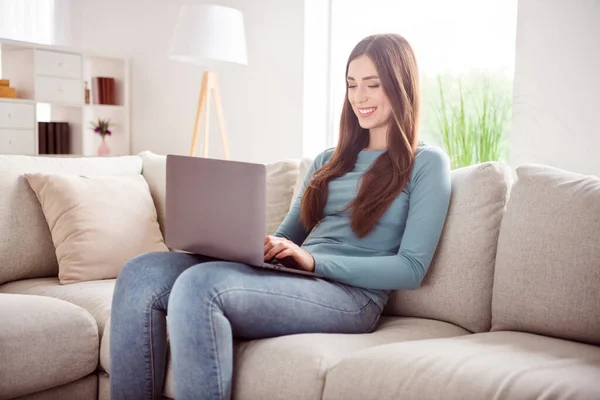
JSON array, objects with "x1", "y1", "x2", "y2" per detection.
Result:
[{"x1": 165, "y1": 154, "x2": 319, "y2": 278}]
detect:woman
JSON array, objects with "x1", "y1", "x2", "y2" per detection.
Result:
[{"x1": 110, "y1": 33, "x2": 451, "y2": 400}]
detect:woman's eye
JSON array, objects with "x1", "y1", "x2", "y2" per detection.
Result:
[
  {"x1": 347, "y1": 85, "x2": 357, "y2": 89},
  {"x1": 368, "y1": 85, "x2": 380, "y2": 88}
]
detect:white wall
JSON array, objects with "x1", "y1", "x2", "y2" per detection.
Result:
[
  {"x1": 510, "y1": 0, "x2": 600, "y2": 176},
  {"x1": 56, "y1": 0, "x2": 305, "y2": 163},
  {"x1": 302, "y1": 0, "x2": 330, "y2": 158}
]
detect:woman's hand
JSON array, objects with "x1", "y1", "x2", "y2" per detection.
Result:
[{"x1": 264, "y1": 235, "x2": 315, "y2": 272}]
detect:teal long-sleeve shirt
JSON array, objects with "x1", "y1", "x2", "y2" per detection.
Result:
[{"x1": 274, "y1": 142, "x2": 452, "y2": 309}]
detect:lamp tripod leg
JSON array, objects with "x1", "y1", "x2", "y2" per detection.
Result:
[
  {"x1": 190, "y1": 72, "x2": 210, "y2": 157},
  {"x1": 212, "y1": 74, "x2": 231, "y2": 160}
]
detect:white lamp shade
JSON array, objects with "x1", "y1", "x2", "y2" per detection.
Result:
[{"x1": 169, "y1": 4, "x2": 248, "y2": 68}]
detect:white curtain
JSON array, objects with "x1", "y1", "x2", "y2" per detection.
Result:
[{"x1": 0, "y1": 0, "x2": 55, "y2": 44}]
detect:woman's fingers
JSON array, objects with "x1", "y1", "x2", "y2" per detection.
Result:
[
  {"x1": 264, "y1": 241, "x2": 290, "y2": 261},
  {"x1": 264, "y1": 241, "x2": 275, "y2": 255},
  {"x1": 275, "y1": 248, "x2": 294, "y2": 260},
  {"x1": 264, "y1": 236, "x2": 290, "y2": 258},
  {"x1": 264, "y1": 238, "x2": 279, "y2": 256}
]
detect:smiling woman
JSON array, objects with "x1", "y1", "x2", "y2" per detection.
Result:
[
  {"x1": 110, "y1": 32, "x2": 452, "y2": 400},
  {"x1": 299, "y1": 34, "x2": 423, "y2": 239}
]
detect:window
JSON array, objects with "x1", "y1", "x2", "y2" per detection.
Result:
[
  {"x1": 328, "y1": 0, "x2": 518, "y2": 167},
  {"x1": 0, "y1": 0, "x2": 55, "y2": 44}
]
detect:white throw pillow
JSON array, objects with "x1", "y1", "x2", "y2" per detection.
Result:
[{"x1": 24, "y1": 173, "x2": 169, "y2": 284}]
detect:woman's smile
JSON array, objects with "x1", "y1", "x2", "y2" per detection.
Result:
[{"x1": 357, "y1": 106, "x2": 377, "y2": 118}]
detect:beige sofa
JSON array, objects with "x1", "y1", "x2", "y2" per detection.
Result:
[{"x1": 1, "y1": 151, "x2": 599, "y2": 400}]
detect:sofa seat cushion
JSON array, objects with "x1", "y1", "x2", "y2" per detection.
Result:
[
  {"x1": 101, "y1": 317, "x2": 468, "y2": 399},
  {"x1": 15, "y1": 375, "x2": 98, "y2": 400},
  {"x1": 322, "y1": 331, "x2": 600, "y2": 400},
  {"x1": 159, "y1": 317, "x2": 467, "y2": 400},
  {"x1": 0, "y1": 277, "x2": 115, "y2": 338},
  {"x1": 0, "y1": 294, "x2": 99, "y2": 399}
]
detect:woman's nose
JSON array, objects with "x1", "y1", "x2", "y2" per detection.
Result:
[{"x1": 354, "y1": 87, "x2": 368, "y2": 104}]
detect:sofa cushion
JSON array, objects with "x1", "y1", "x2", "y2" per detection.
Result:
[
  {"x1": 289, "y1": 157, "x2": 313, "y2": 208},
  {"x1": 0, "y1": 277, "x2": 115, "y2": 338},
  {"x1": 24, "y1": 173, "x2": 168, "y2": 284},
  {"x1": 100, "y1": 317, "x2": 468, "y2": 399},
  {"x1": 98, "y1": 372, "x2": 110, "y2": 400},
  {"x1": 139, "y1": 151, "x2": 168, "y2": 236},
  {"x1": 384, "y1": 162, "x2": 512, "y2": 333},
  {"x1": 322, "y1": 331, "x2": 600, "y2": 400},
  {"x1": 0, "y1": 155, "x2": 142, "y2": 285},
  {"x1": 265, "y1": 159, "x2": 301, "y2": 235},
  {"x1": 15, "y1": 375, "x2": 98, "y2": 400},
  {"x1": 138, "y1": 151, "x2": 301, "y2": 237},
  {"x1": 159, "y1": 317, "x2": 467, "y2": 400},
  {"x1": 0, "y1": 294, "x2": 99, "y2": 399},
  {"x1": 492, "y1": 164, "x2": 600, "y2": 345}
]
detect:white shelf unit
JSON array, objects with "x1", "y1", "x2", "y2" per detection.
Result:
[{"x1": 0, "y1": 38, "x2": 130, "y2": 156}]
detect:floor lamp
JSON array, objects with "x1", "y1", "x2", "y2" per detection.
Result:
[{"x1": 168, "y1": 4, "x2": 248, "y2": 159}]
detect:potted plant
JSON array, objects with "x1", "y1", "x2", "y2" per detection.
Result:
[{"x1": 90, "y1": 118, "x2": 114, "y2": 156}]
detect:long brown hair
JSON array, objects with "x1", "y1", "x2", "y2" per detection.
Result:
[{"x1": 301, "y1": 33, "x2": 421, "y2": 238}]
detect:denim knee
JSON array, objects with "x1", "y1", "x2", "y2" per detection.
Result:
[
  {"x1": 118, "y1": 251, "x2": 165, "y2": 280},
  {"x1": 169, "y1": 262, "x2": 245, "y2": 308},
  {"x1": 114, "y1": 251, "x2": 176, "y2": 304},
  {"x1": 170, "y1": 263, "x2": 212, "y2": 299}
]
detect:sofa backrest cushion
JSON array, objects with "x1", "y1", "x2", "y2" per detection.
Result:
[
  {"x1": 491, "y1": 164, "x2": 600, "y2": 345},
  {"x1": 384, "y1": 162, "x2": 513, "y2": 333},
  {"x1": 139, "y1": 152, "x2": 301, "y2": 239},
  {"x1": 0, "y1": 155, "x2": 142, "y2": 285},
  {"x1": 290, "y1": 158, "x2": 314, "y2": 208},
  {"x1": 139, "y1": 151, "x2": 167, "y2": 236},
  {"x1": 265, "y1": 159, "x2": 301, "y2": 235}
]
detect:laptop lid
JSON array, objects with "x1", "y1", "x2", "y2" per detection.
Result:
[{"x1": 165, "y1": 154, "x2": 267, "y2": 266}]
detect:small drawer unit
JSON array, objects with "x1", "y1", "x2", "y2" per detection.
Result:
[
  {"x1": 34, "y1": 49, "x2": 82, "y2": 80},
  {"x1": 0, "y1": 129, "x2": 36, "y2": 155},
  {"x1": 35, "y1": 76, "x2": 82, "y2": 105},
  {"x1": 0, "y1": 102, "x2": 35, "y2": 130}
]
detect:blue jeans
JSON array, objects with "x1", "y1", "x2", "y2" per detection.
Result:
[{"x1": 109, "y1": 251, "x2": 382, "y2": 400}]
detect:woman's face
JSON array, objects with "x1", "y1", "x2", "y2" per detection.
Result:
[{"x1": 347, "y1": 55, "x2": 392, "y2": 132}]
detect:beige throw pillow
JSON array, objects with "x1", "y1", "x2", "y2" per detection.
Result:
[{"x1": 24, "y1": 173, "x2": 169, "y2": 284}]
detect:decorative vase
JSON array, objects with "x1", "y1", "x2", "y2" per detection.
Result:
[{"x1": 97, "y1": 137, "x2": 110, "y2": 156}]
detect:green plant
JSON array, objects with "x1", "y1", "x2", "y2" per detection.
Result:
[{"x1": 429, "y1": 73, "x2": 512, "y2": 169}]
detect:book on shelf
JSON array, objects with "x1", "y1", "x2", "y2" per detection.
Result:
[
  {"x1": 38, "y1": 122, "x2": 70, "y2": 155},
  {"x1": 91, "y1": 77, "x2": 116, "y2": 105},
  {"x1": 47, "y1": 123, "x2": 55, "y2": 154},
  {"x1": 38, "y1": 123, "x2": 47, "y2": 154}
]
